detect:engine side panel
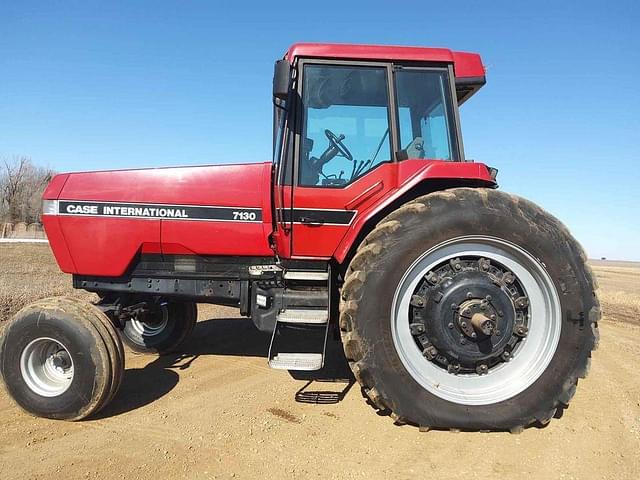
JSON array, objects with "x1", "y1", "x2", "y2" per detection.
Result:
[{"x1": 44, "y1": 163, "x2": 274, "y2": 276}]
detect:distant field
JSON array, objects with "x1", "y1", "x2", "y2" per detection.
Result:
[
  {"x1": 590, "y1": 259, "x2": 640, "y2": 324},
  {"x1": 0, "y1": 244, "x2": 638, "y2": 324},
  {"x1": 0, "y1": 243, "x2": 92, "y2": 323}
]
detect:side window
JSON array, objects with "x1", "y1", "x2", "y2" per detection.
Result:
[
  {"x1": 299, "y1": 65, "x2": 391, "y2": 187},
  {"x1": 421, "y1": 103, "x2": 451, "y2": 159},
  {"x1": 395, "y1": 69, "x2": 458, "y2": 161}
]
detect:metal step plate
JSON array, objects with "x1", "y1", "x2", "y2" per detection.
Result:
[
  {"x1": 277, "y1": 309, "x2": 329, "y2": 324},
  {"x1": 283, "y1": 271, "x2": 329, "y2": 281},
  {"x1": 269, "y1": 353, "x2": 324, "y2": 371}
]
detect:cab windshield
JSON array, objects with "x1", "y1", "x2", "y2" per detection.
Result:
[{"x1": 298, "y1": 63, "x2": 458, "y2": 187}]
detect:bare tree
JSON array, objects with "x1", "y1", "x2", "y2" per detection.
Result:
[{"x1": 0, "y1": 156, "x2": 55, "y2": 223}]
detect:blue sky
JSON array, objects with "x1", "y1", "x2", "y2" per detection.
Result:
[{"x1": 1, "y1": 1, "x2": 639, "y2": 260}]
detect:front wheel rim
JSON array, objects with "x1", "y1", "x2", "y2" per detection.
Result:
[
  {"x1": 129, "y1": 305, "x2": 169, "y2": 337},
  {"x1": 391, "y1": 235, "x2": 561, "y2": 406},
  {"x1": 20, "y1": 337, "x2": 74, "y2": 397}
]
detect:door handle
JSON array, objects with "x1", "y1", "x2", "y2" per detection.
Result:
[{"x1": 299, "y1": 215, "x2": 324, "y2": 226}]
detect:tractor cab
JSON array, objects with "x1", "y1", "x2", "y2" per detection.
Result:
[{"x1": 271, "y1": 43, "x2": 486, "y2": 259}]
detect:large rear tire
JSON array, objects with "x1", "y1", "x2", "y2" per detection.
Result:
[
  {"x1": 120, "y1": 301, "x2": 197, "y2": 355},
  {"x1": 0, "y1": 297, "x2": 124, "y2": 420},
  {"x1": 340, "y1": 188, "x2": 599, "y2": 431}
]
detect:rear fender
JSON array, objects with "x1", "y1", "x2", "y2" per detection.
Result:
[{"x1": 333, "y1": 161, "x2": 496, "y2": 265}]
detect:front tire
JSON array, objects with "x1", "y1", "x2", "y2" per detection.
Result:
[
  {"x1": 120, "y1": 301, "x2": 197, "y2": 355},
  {"x1": 0, "y1": 297, "x2": 124, "y2": 420},
  {"x1": 340, "y1": 188, "x2": 599, "y2": 431}
]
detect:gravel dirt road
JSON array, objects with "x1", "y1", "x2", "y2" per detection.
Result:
[{"x1": 0, "y1": 251, "x2": 638, "y2": 479}]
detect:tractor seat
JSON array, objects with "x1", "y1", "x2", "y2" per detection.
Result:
[{"x1": 404, "y1": 137, "x2": 425, "y2": 159}]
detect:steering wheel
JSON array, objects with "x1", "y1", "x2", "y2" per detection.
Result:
[{"x1": 324, "y1": 129, "x2": 353, "y2": 161}]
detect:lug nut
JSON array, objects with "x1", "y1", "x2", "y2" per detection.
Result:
[
  {"x1": 411, "y1": 295, "x2": 425, "y2": 307},
  {"x1": 448, "y1": 322, "x2": 454, "y2": 329},
  {"x1": 410, "y1": 323, "x2": 425, "y2": 335},
  {"x1": 423, "y1": 345, "x2": 438, "y2": 360}
]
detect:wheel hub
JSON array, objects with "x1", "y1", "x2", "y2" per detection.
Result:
[
  {"x1": 409, "y1": 257, "x2": 530, "y2": 375},
  {"x1": 20, "y1": 337, "x2": 74, "y2": 397},
  {"x1": 51, "y1": 350, "x2": 72, "y2": 372},
  {"x1": 457, "y1": 299, "x2": 497, "y2": 338}
]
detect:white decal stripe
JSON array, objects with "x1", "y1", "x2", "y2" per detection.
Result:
[{"x1": 54, "y1": 200, "x2": 263, "y2": 223}]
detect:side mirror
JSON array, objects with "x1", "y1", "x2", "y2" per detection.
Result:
[{"x1": 273, "y1": 60, "x2": 290, "y2": 101}]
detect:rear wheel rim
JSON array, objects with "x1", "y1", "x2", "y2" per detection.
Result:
[
  {"x1": 391, "y1": 235, "x2": 561, "y2": 405},
  {"x1": 20, "y1": 337, "x2": 74, "y2": 397}
]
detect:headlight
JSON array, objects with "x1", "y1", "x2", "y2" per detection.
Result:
[{"x1": 42, "y1": 200, "x2": 59, "y2": 215}]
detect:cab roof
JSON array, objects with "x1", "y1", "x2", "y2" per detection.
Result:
[{"x1": 287, "y1": 43, "x2": 485, "y2": 79}]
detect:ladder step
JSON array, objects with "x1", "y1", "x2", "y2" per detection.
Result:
[
  {"x1": 283, "y1": 271, "x2": 329, "y2": 281},
  {"x1": 277, "y1": 309, "x2": 329, "y2": 324},
  {"x1": 269, "y1": 353, "x2": 324, "y2": 371}
]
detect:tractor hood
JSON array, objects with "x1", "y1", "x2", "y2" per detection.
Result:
[{"x1": 42, "y1": 162, "x2": 274, "y2": 276}]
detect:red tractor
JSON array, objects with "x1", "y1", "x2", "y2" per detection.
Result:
[{"x1": 0, "y1": 43, "x2": 599, "y2": 432}]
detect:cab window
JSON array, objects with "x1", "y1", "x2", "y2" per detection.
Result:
[
  {"x1": 395, "y1": 69, "x2": 458, "y2": 160},
  {"x1": 299, "y1": 64, "x2": 391, "y2": 187}
]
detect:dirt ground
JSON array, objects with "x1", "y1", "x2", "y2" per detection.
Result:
[{"x1": 0, "y1": 245, "x2": 639, "y2": 479}]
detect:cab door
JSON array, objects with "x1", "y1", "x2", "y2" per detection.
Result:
[{"x1": 290, "y1": 61, "x2": 398, "y2": 258}]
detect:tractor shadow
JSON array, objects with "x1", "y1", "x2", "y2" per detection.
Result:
[{"x1": 96, "y1": 317, "x2": 353, "y2": 419}]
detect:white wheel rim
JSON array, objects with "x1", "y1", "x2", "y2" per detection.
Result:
[
  {"x1": 129, "y1": 306, "x2": 169, "y2": 337},
  {"x1": 391, "y1": 236, "x2": 561, "y2": 405},
  {"x1": 20, "y1": 337, "x2": 74, "y2": 397}
]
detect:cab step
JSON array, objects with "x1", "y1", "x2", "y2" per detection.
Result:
[
  {"x1": 283, "y1": 270, "x2": 329, "y2": 281},
  {"x1": 268, "y1": 266, "x2": 331, "y2": 371},
  {"x1": 268, "y1": 316, "x2": 330, "y2": 371},
  {"x1": 269, "y1": 353, "x2": 324, "y2": 371},
  {"x1": 277, "y1": 309, "x2": 328, "y2": 324}
]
